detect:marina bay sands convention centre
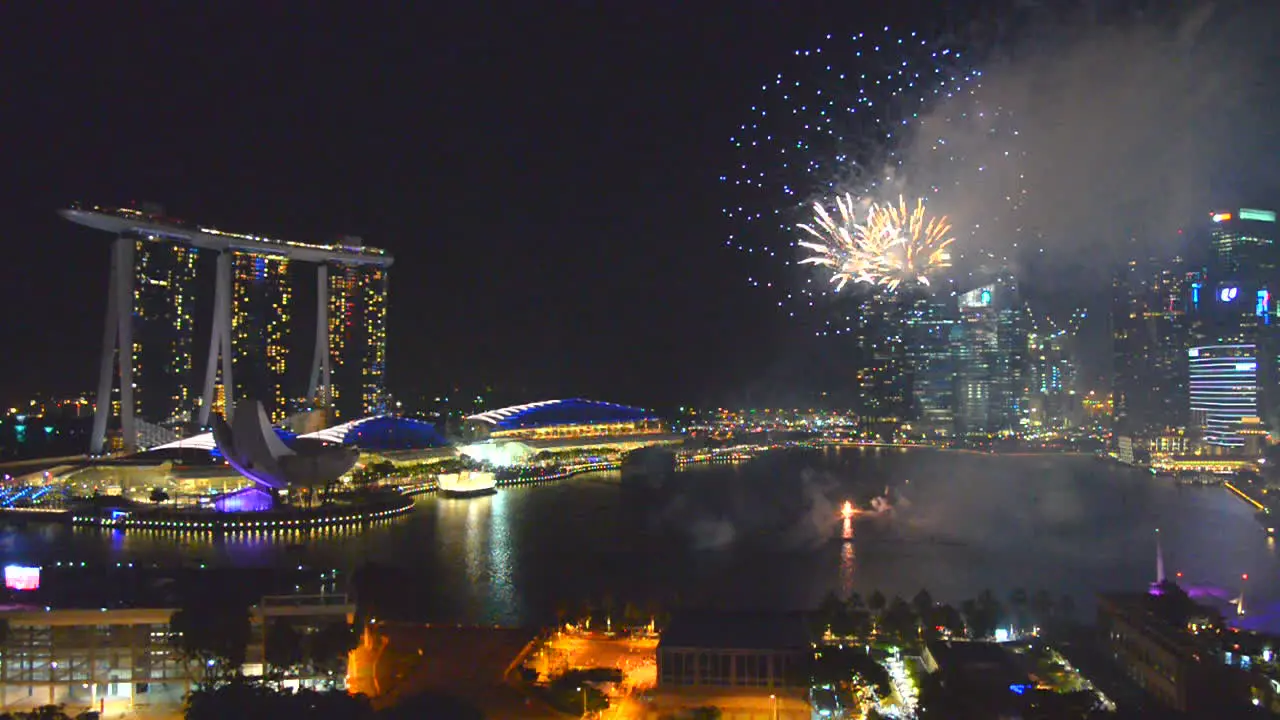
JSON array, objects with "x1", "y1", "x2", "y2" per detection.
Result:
[{"x1": 62, "y1": 204, "x2": 391, "y2": 454}]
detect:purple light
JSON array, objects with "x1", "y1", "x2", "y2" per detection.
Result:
[{"x1": 213, "y1": 487, "x2": 274, "y2": 513}]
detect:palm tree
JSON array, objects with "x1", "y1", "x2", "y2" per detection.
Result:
[
  {"x1": 601, "y1": 593, "x2": 616, "y2": 632},
  {"x1": 1009, "y1": 587, "x2": 1029, "y2": 631},
  {"x1": 912, "y1": 588, "x2": 934, "y2": 619},
  {"x1": 1030, "y1": 589, "x2": 1055, "y2": 629}
]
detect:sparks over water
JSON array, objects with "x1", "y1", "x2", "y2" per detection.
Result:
[{"x1": 798, "y1": 194, "x2": 954, "y2": 292}]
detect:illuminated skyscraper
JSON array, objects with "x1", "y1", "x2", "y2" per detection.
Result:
[
  {"x1": 846, "y1": 295, "x2": 911, "y2": 420},
  {"x1": 132, "y1": 238, "x2": 200, "y2": 428},
  {"x1": 1110, "y1": 260, "x2": 1196, "y2": 438},
  {"x1": 954, "y1": 277, "x2": 1026, "y2": 437},
  {"x1": 902, "y1": 292, "x2": 958, "y2": 436},
  {"x1": 1188, "y1": 344, "x2": 1258, "y2": 447},
  {"x1": 1210, "y1": 208, "x2": 1278, "y2": 280},
  {"x1": 1026, "y1": 310, "x2": 1081, "y2": 430},
  {"x1": 64, "y1": 205, "x2": 393, "y2": 453},
  {"x1": 320, "y1": 261, "x2": 389, "y2": 420},
  {"x1": 230, "y1": 253, "x2": 292, "y2": 424}
]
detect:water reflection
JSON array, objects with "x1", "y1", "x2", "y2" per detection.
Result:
[{"x1": 0, "y1": 450, "x2": 1277, "y2": 627}]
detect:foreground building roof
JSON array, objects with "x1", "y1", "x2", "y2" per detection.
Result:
[
  {"x1": 465, "y1": 399, "x2": 658, "y2": 431},
  {"x1": 300, "y1": 415, "x2": 449, "y2": 449}
]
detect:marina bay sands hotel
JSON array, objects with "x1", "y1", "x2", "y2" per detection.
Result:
[{"x1": 62, "y1": 204, "x2": 393, "y2": 454}]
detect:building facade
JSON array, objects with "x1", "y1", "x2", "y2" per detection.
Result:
[
  {"x1": 953, "y1": 278, "x2": 1026, "y2": 437},
  {"x1": 1188, "y1": 344, "x2": 1259, "y2": 448},
  {"x1": 1111, "y1": 260, "x2": 1197, "y2": 440},
  {"x1": 326, "y1": 262, "x2": 390, "y2": 420},
  {"x1": 231, "y1": 253, "x2": 293, "y2": 424},
  {"x1": 64, "y1": 205, "x2": 393, "y2": 453},
  {"x1": 131, "y1": 239, "x2": 201, "y2": 430}
]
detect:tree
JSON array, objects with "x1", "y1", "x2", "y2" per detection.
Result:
[
  {"x1": 1059, "y1": 594, "x2": 1077, "y2": 625},
  {"x1": 309, "y1": 620, "x2": 359, "y2": 678},
  {"x1": 184, "y1": 679, "x2": 372, "y2": 720},
  {"x1": 169, "y1": 597, "x2": 251, "y2": 687},
  {"x1": 265, "y1": 619, "x2": 304, "y2": 680},
  {"x1": 933, "y1": 603, "x2": 967, "y2": 638},
  {"x1": 0, "y1": 706, "x2": 74, "y2": 720},
  {"x1": 1030, "y1": 589, "x2": 1055, "y2": 629},
  {"x1": 847, "y1": 592, "x2": 865, "y2": 612},
  {"x1": 1009, "y1": 587, "x2": 1029, "y2": 630},
  {"x1": 867, "y1": 590, "x2": 887, "y2": 614},
  {"x1": 149, "y1": 487, "x2": 170, "y2": 504},
  {"x1": 601, "y1": 593, "x2": 616, "y2": 631},
  {"x1": 817, "y1": 591, "x2": 847, "y2": 635},
  {"x1": 881, "y1": 597, "x2": 918, "y2": 642},
  {"x1": 622, "y1": 601, "x2": 643, "y2": 630},
  {"x1": 911, "y1": 588, "x2": 934, "y2": 619}
]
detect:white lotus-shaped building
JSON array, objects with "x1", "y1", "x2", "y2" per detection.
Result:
[{"x1": 212, "y1": 401, "x2": 359, "y2": 492}]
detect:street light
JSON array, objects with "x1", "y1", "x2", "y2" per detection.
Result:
[
  {"x1": 578, "y1": 686, "x2": 587, "y2": 717},
  {"x1": 770, "y1": 693, "x2": 778, "y2": 720}
]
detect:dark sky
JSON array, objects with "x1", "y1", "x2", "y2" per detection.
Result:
[{"x1": 5, "y1": 1, "x2": 983, "y2": 411}]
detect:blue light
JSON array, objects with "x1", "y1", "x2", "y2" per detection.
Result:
[
  {"x1": 1009, "y1": 683, "x2": 1029, "y2": 695},
  {"x1": 1220, "y1": 286, "x2": 1239, "y2": 302},
  {"x1": 980, "y1": 289, "x2": 992, "y2": 304}
]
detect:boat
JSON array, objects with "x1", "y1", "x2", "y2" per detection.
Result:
[{"x1": 437, "y1": 471, "x2": 497, "y2": 498}]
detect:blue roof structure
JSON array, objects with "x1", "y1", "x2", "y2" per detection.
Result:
[
  {"x1": 465, "y1": 398, "x2": 658, "y2": 431},
  {"x1": 300, "y1": 415, "x2": 449, "y2": 450}
]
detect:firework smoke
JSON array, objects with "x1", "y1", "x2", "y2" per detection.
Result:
[{"x1": 888, "y1": 0, "x2": 1280, "y2": 286}]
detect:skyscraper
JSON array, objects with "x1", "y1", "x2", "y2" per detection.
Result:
[
  {"x1": 65, "y1": 204, "x2": 393, "y2": 453},
  {"x1": 1211, "y1": 208, "x2": 1278, "y2": 280},
  {"x1": 324, "y1": 261, "x2": 390, "y2": 420},
  {"x1": 1188, "y1": 344, "x2": 1258, "y2": 448},
  {"x1": 230, "y1": 253, "x2": 292, "y2": 424},
  {"x1": 1110, "y1": 260, "x2": 1196, "y2": 438},
  {"x1": 902, "y1": 292, "x2": 958, "y2": 436},
  {"x1": 131, "y1": 238, "x2": 200, "y2": 429},
  {"x1": 1026, "y1": 311, "x2": 1080, "y2": 430},
  {"x1": 848, "y1": 295, "x2": 911, "y2": 421},
  {"x1": 953, "y1": 277, "x2": 1026, "y2": 437}
]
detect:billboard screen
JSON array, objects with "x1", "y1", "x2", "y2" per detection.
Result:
[{"x1": 4, "y1": 565, "x2": 40, "y2": 591}]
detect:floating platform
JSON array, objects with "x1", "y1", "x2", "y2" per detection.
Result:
[{"x1": 438, "y1": 471, "x2": 498, "y2": 498}]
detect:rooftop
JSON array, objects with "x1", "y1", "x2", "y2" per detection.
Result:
[
  {"x1": 659, "y1": 611, "x2": 812, "y2": 651},
  {"x1": 465, "y1": 398, "x2": 659, "y2": 431},
  {"x1": 61, "y1": 204, "x2": 393, "y2": 267},
  {"x1": 925, "y1": 640, "x2": 1030, "y2": 687}
]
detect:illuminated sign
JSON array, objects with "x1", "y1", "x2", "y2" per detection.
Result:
[
  {"x1": 1220, "y1": 286, "x2": 1239, "y2": 302},
  {"x1": 959, "y1": 285, "x2": 995, "y2": 308},
  {"x1": 1213, "y1": 212, "x2": 1233, "y2": 223},
  {"x1": 4, "y1": 565, "x2": 40, "y2": 591},
  {"x1": 1259, "y1": 290, "x2": 1271, "y2": 320},
  {"x1": 1240, "y1": 209, "x2": 1277, "y2": 223}
]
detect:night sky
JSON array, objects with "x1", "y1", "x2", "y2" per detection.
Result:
[{"x1": 3, "y1": 1, "x2": 1260, "y2": 412}]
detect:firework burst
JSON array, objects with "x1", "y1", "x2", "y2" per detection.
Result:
[{"x1": 798, "y1": 194, "x2": 954, "y2": 292}]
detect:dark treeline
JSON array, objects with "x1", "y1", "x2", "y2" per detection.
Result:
[{"x1": 814, "y1": 587, "x2": 1078, "y2": 642}]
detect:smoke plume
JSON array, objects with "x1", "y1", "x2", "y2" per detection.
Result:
[{"x1": 883, "y1": 0, "x2": 1279, "y2": 288}]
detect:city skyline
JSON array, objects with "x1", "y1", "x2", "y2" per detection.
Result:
[{"x1": 3, "y1": 2, "x2": 1279, "y2": 412}]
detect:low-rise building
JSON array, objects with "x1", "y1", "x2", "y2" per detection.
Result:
[
  {"x1": 1098, "y1": 586, "x2": 1249, "y2": 713},
  {"x1": 0, "y1": 567, "x2": 353, "y2": 716},
  {"x1": 654, "y1": 611, "x2": 811, "y2": 719}
]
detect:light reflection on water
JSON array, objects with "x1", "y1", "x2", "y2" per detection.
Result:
[{"x1": 0, "y1": 450, "x2": 1276, "y2": 626}]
